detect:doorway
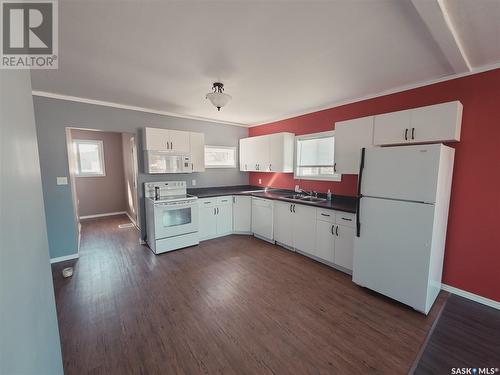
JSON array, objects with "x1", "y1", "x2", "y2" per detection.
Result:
[{"x1": 66, "y1": 128, "x2": 140, "y2": 231}]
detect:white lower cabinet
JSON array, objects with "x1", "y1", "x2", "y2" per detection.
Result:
[
  {"x1": 273, "y1": 201, "x2": 294, "y2": 247},
  {"x1": 198, "y1": 196, "x2": 233, "y2": 241},
  {"x1": 316, "y1": 220, "x2": 335, "y2": 263},
  {"x1": 251, "y1": 197, "x2": 274, "y2": 241},
  {"x1": 334, "y1": 224, "x2": 355, "y2": 270},
  {"x1": 232, "y1": 196, "x2": 252, "y2": 233},
  {"x1": 273, "y1": 201, "x2": 316, "y2": 254}
]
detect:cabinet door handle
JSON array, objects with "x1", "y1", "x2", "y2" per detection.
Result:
[
  {"x1": 334, "y1": 162, "x2": 336, "y2": 173},
  {"x1": 341, "y1": 217, "x2": 352, "y2": 221},
  {"x1": 331, "y1": 225, "x2": 334, "y2": 235},
  {"x1": 336, "y1": 225, "x2": 339, "y2": 236},
  {"x1": 290, "y1": 204, "x2": 292, "y2": 212},
  {"x1": 213, "y1": 207, "x2": 216, "y2": 215},
  {"x1": 404, "y1": 128, "x2": 408, "y2": 141},
  {"x1": 233, "y1": 196, "x2": 235, "y2": 203},
  {"x1": 411, "y1": 127, "x2": 415, "y2": 140},
  {"x1": 269, "y1": 164, "x2": 272, "y2": 171},
  {"x1": 171, "y1": 141, "x2": 173, "y2": 150},
  {"x1": 292, "y1": 204, "x2": 296, "y2": 213},
  {"x1": 166, "y1": 141, "x2": 169, "y2": 150},
  {"x1": 321, "y1": 213, "x2": 330, "y2": 217}
]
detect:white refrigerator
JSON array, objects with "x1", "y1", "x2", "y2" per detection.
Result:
[{"x1": 352, "y1": 143, "x2": 454, "y2": 314}]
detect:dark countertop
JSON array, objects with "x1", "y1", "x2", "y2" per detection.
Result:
[{"x1": 187, "y1": 185, "x2": 357, "y2": 213}]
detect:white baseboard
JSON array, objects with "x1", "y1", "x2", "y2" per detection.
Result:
[
  {"x1": 441, "y1": 283, "x2": 500, "y2": 310},
  {"x1": 50, "y1": 253, "x2": 79, "y2": 264},
  {"x1": 79, "y1": 211, "x2": 126, "y2": 219}
]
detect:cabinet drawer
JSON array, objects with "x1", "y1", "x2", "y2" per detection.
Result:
[
  {"x1": 335, "y1": 212, "x2": 355, "y2": 227},
  {"x1": 198, "y1": 198, "x2": 216, "y2": 206},
  {"x1": 316, "y1": 208, "x2": 335, "y2": 223},
  {"x1": 216, "y1": 196, "x2": 233, "y2": 205}
]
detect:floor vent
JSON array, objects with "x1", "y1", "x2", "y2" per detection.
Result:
[{"x1": 118, "y1": 223, "x2": 135, "y2": 229}]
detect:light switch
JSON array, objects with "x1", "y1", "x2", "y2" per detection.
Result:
[
  {"x1": 191, "y1": 179, "x2": 196, "y2": 186},
  {"x1": 56, "y1": 177, "x2": 68, "y2": 185},
  {"x1": 258, "y1": 178, "x2": 262, "y2": 184}
]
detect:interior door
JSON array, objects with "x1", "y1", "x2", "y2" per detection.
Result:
[
  {"x1": 169, "y1": 130, "x2": 190, "y2": 153},
  {"x1": 353, "y1": 197, "x2": 434, "y2": 311},
  {"x1": 361, "y1": 144, "x2": 441, "y2": 203}
]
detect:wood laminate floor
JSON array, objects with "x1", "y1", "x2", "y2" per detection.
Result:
[{"x1": 52, "y1": 215, "x2": 446, "y2": 374}]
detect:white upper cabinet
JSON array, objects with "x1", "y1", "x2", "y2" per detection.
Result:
[
  {"x1": 189, "y1": 132, "x2": 205, "y2": 172},
  {"x1": 373, "y1": 101, "x2": 463, "y2": 146},
  {"x1": 373, "y1": 109, "x2": 412, "y2": 146},
  {"x1": 143, "y1": 127, "x2": 191, "y2": 153},
  {"x1": 169, "y1": 130, "x2": 191, "y2": 153},
  {"x1": 334, "y1": 116, "x2": 374, "y2": 174},
  {"x1": 240, "y1": 132, "x2": 294, "y2": 172},
  {"x1": 143, "y1": 127, "x2": 170, "y2": 151},
  {"x1": 410, "y1": 101, "x2": 462, "y2": 143}
]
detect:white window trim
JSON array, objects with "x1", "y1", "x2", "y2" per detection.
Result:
[
  {"x1": 294, "y1": 130, "x2": 342, "y2": 182},
  {"x1": 74, "y1": 139, "x2": 106, "y2": 177},
  {"x1": 204, "y1": 145, "x2": 237, "y2": 169}
]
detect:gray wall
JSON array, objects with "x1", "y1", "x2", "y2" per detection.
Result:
[
  {"x1": 70, "y1": 129, "x2": 127, "y2": 217},
  {"x1": 0, "y1": 72, "x2": 63, "y2": 373},
  {"x1": 33, "y1": 96, "x2": 249, "y2": 259}
]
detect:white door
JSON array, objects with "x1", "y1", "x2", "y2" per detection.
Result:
[
  {"x1": 292, "y1": 204, "x2": 317, "y2": 255},
  {"x1": 190, "y1": 132, "x2": 205, "y2": 172},
  {"x1": 251, "y1": 198, "x2": 273, "y2": 240},
  {"x1": 198, "y1": 205, "x2": 217, "y2": 240},
  {"x1": 334, "y1": 224, "x2": 355, "y2": 271},
  {"x1": 253, "y1": 136, "x2": 270, "y2": 172},
  {"x1": 361, "y1": 144, "x2": 442, "y2": 203},
  {"x1": 334, "y1": 116, "x2": 374, "y2": 174},
  {"x1": 353, "y1": 197, "x2": 434, "y2": 312},
  {"x1": 144, "y1": 127, "x2": 170, "y2": 151},
  {"x1": 216, "y1": 203, "x2": 233, "y2": 236},
  {"x1": 373, "y1": 109, "x2": 411, "y2": 145},
  {"x1": 410, "y1": 101, "x2": 462, "y2": 143},
  {"x1": 233, "y1": 196, "x2": 251, "y2": 233},
  {"x1": 169, "y1": 130, "x2": 191, "y2": 153},
  {"x1": 316, "y1": 220, "x2": 335, "y2": 263},
  {"x1": 273, "y1": 201, "x2": 294, "y2": 247}
]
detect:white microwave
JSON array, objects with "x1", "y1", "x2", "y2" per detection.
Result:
[{"x1": 144, "y1": 151, "x2": 192, "y2": 174}]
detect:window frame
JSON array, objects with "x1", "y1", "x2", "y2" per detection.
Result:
[
  {"x1": 294, "y1": 131, "x2": 341, "y2": 182},
  {"x1": 74, "y1": 139, "x2": 106, "y2": 177},
  {"x1": 204, "y1": 145, "x2": 237, "y2": 169}
]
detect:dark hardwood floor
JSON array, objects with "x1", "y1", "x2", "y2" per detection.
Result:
[
  {"x1": 413, "y1": 294, "x2": 500, "y2": 374},
  {"x1": 52, "y1": 215, "x2": 446, "y2": 374}
]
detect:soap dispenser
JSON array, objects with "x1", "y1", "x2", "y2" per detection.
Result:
[{"x1": 327, "y1": 189, "x2": 332, "y2": 201}]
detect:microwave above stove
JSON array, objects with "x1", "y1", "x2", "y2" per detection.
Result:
[{"x1": 144, "y1": 151, "x2": 192, "y2": 174}]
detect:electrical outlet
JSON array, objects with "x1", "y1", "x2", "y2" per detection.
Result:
[
  {"x1": 295, "y1": 184, "x2": 300, "y2": 192},
  {"x1": 191, "y1": 179, "x2": 196, "y2": 186},
  {"x1": 258, "y1": 178, "x2": 262, "y2": 184}
]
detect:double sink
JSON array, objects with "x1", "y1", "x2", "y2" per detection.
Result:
[{"x1": 283, "y1": 194, "x2": 326, "y2": 203}]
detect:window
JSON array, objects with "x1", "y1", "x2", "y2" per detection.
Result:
[
  {"x1": 294, "y1": 131, "x2": 341, "y2": 181},
  {"x1": 204, "y1": 146, "x2": 236, "y2": 168},
  {"x1": 74, "y1": 140, "x2": 105, "y2": 177}
]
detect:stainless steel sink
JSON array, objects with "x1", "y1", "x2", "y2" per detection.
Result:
[
  {"x1": 283, "y1": 194, "x2": 326, "y2": 203},
  {"x1": 299, "y1": 196, "x2": 326, "y2": 202}
]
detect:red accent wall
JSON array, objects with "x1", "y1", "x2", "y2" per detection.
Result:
[{"x1": 249, "y1": 68, "x2": 500, "y2": 302}]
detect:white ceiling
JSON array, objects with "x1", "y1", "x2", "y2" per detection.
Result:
[{"x1": 30, "y1": 0, "x2": 500, "y2": 126}]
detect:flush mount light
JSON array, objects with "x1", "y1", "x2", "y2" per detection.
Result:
[{"x1": 206, "y1": 82, "x2": 231, "y2": 111}]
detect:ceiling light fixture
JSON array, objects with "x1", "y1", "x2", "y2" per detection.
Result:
[{"x1": 206, "y1": 82, "x2": 231, "y2": 111}]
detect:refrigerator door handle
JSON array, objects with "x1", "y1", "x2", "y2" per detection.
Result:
[{"x1": 356, "y1": 148, "x2": 366, "y2": 237}]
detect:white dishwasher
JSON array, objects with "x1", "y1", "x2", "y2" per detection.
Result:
[{"x1": 251, "y1": 197, "x2": 274, "y2": 242}]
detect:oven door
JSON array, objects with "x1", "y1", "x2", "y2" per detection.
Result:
[{"x1": 154, "y1": 201, "x2": 199, "y2": 239}]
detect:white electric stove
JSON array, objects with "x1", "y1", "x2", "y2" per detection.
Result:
[{"x1": 144, "y1": 181, "x2": 199, "y2": 254}]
